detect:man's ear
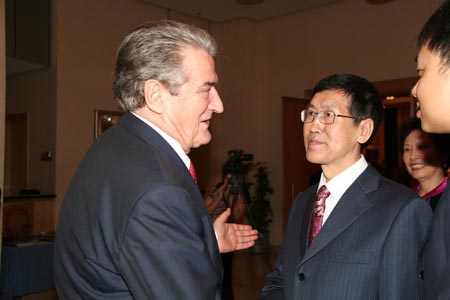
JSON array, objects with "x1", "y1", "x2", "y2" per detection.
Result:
[
  {"x1": 143, "y1": 79, "x2": 164, "y2": 114},
  {"x1": 357, "y1": 118, "x2": 374, "y2": 145}
]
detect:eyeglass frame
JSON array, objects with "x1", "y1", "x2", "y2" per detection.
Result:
[{"x1": 300, "y1": 109, "x2": 363, "y2": 125}]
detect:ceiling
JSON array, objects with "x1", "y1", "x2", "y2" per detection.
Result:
[{"x1": 139, "y1": 0, "x2": 347, "y2": 22}]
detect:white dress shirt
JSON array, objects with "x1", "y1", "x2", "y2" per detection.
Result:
[
  {"x1": 131, "y1": 112, "x2": 190, "y2": 169},
  {"x1": 318, "y1": 155, "x2": 368, "y2": 224}
]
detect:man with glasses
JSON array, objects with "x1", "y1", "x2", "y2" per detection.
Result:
[{"x1": 259, "y1": 73, "x2": 432, "y2": 300}]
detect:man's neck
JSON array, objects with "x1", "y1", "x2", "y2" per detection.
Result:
[{"x1": 321, "y1": 155, "x2": 362, "y2": 181}]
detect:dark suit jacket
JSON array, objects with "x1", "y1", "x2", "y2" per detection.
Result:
[
  {"x1": 54, "y1": 112, "x2": 222, "y2": 300},
  {"x1": 260, "y1": 165, "x2": 432, "y2": 300},
  {"x1": 423, "y1": 184, "x2": 450, "y2": 300}
]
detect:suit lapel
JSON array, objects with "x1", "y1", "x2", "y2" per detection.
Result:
[
  {"x1": 119, "y1": 113, "x2": 206, "y2": 215},
  {"x1": 119, "y1": 112, "x2": 193, "y2": 185},
  {"x1": 118, "y1": 112, "x2": 222, "y2": 277},
  {"x1": 300, "y1": 166, "x2": 380, "y2": 264},
  {"x1": 298, "y1": 188, "x2": 317, "y2": 260}
]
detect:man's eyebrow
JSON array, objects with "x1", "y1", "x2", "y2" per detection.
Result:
[
  {"x1": 306, "y1": 102, "x2": 336, "y2": 110},
  {"x1": 198, "y1": 81, "x2": 217, "y2": 90}
]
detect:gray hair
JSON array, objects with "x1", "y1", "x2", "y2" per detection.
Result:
[{"x1": 113, "y1": 20, "x2": 217, "y2": 111}]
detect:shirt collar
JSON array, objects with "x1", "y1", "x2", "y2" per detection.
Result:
[
  {"x1": 318, "y1": 155, "x2": 368, "y2": 200},
  {"x1": 131, "y1": 112, "x2": 190, "y2": 169}
]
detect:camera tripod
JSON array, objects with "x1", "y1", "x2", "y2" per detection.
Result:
[
  {"x1": 223, "y1": 174, "x2": 274, "y2": 270},
  {"x1": 223, "y1": 174, "x2": 256, "y2": 225}
]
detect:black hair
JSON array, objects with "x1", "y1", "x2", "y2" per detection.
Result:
[
  {"x1": 312, "y1": 74, "x2": 383, "y2": 150},
  {"x1": 417, "y1": 0, "x2": 450, "y2": 70}
]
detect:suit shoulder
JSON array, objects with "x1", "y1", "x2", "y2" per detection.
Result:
[
  {"x1": 370, "y1": 175, "x2": 428, "y2": 211},
  {"x1": 378, "y1": 176, "x2": 417, "y2": 197},
  {"x1": 295, "y1": 184, "x2": 317, "y2": 201},
  {"x1": 290, "y1": 184, "x2": 317, "y2": 211}
]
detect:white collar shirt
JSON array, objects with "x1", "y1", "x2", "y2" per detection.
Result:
[
  {"x1": 131, "y1": 112, "x2": 190, "y2": 169},
  {"x1": 318, "y1": 155, "x2": 368, "y2": 224}
]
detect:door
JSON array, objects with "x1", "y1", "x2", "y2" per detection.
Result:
[
  {"x1": 5, "y1": 113, "x2": 28, "y2": 196},
  {"x1": 282, "y1": 97, "x2": 321, "y2": 230}
]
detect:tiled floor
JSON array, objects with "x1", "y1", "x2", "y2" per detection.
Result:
[{"x1": 232, "y1": 247, "x2": 278, "y2": 300}]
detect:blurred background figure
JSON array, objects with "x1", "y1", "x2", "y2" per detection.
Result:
[
  {"x1": 205, "y1": 174, "x2": 246, "y2": 224},
  {"x1": 204, "y1": 172, "x2": 247, "y2": 300},
  {"x1": 398, "y1": 117, "x2": 450, "y2": 212}
]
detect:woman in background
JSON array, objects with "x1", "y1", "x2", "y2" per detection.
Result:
[{"x1": 398, "y1": 117, "x2": 450, "y2": 212}]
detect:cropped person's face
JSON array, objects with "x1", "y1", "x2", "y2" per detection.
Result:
[
  {"x1": 303, "y1": 89, "x2": 370, "y2": 179},
  {"x1": 163, "y1": 47, "x2": 223, "y2": 153},
  {"x1": 412, "y1": 46, "x2": 450, "y2": 133},
  {"x1": 403, "y1": 129, "x2": 445, "y2": 184}
]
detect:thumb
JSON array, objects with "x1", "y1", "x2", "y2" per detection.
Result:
[{"x1": 214, "y1": 208, "x2": 231, "y2": 225}]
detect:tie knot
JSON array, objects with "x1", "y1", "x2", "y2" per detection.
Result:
[{"x1": 317, "y1": 185, "x2": 330, "y2": 200}]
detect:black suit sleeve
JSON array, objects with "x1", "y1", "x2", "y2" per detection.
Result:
[
  {"x1": 119, "y1": 184, "x2": 219, "y2": 300},
  {"x1": 259, "y1": 260, "x2": 285, "y2": 300}
]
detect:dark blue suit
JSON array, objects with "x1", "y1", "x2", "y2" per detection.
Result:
[
  {"x1": 260, "y1": 166, "x2": 432, "y2": 300},
  {"x1": 54, "y1": 112, "x2": 222, "y2": 299},
  {"x1": 423, "y1": 184, "x2": 450, "y2": 300}
]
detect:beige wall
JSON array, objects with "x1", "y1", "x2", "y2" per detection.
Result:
[
  {"x1": 207, "y1": 20, "x2": 260, "y2": 183},
  {"x1": 5, "y1": 0, "x2": 443, "y2": 245}
]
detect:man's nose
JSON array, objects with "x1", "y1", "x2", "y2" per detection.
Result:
[{"x1": 209, "y1": 87, "x2": 223, "y2": 113}]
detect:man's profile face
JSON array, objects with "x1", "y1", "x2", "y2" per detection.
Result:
[
  {"x1": 412, "y1": 46, "x2": 450, "y2": 133},
  {"x1": 162, "y1": 47, "x2": 223, "y2": 153}
]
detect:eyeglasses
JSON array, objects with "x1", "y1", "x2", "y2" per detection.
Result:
[{"x1": 300, "y1": 109, "x2": 361, "y2": 124}]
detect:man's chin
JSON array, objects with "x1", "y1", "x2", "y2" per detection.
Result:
[
  {"x1": 420, "y1": 117, "x2": 443, "y2": 133},
  {"x1": 305, "y1": 153, "x2": 323, "y2": 165},
  {"x1": 192, "y1": 133, "x2": 212, "y2": 149}
]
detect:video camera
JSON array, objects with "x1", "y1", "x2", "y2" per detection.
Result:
[{"x1": 222, "y1": 150, "x2": 253, "y2": 196}]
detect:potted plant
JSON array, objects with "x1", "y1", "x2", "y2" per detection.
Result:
[{"x1": 248, "y1": 162, "x2": 273, "y2": 254}]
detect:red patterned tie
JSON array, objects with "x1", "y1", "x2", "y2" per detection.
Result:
[
  {"x1": 189, "y1": 161, "x2": 198, "y2": 185},
  {"x1": 308, "y1": 185, "x2": 330, "y2": 246}
]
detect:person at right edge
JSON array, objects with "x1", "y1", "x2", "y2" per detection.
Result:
[
  {"x1": 412, "y1": 1, "x2": 450, "y2": 299},
  {"x1": 259, "y1": 73, "x2": 432, "y2": 300}
]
